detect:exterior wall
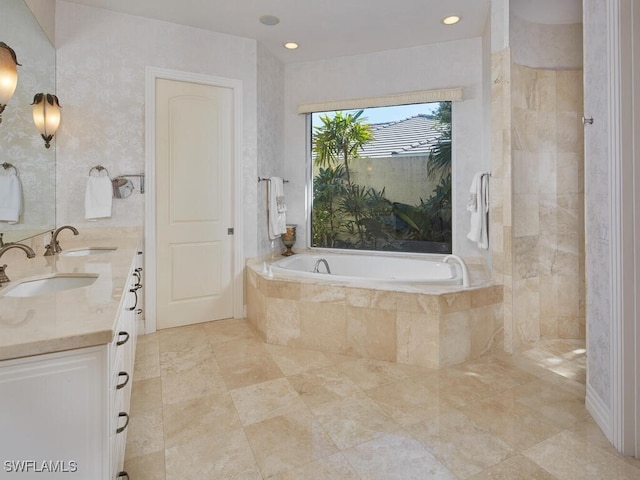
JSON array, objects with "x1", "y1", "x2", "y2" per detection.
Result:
[
  {"x1": 283, "y1": 38, "x2": 490, "y2": 262},
  {"x1": 55, "y1": 0, "x2": 260, "y2": 257},
  {"x1": 246, "y1": 265, "x2": 503, "y2": 368}
]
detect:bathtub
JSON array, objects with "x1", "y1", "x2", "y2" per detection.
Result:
[
  {"x1": 246, "y1": 253, "x2": 502, "y2": 368},
  {"x1": 269, "y1": 252, "x2": 464, "y2": 286}
]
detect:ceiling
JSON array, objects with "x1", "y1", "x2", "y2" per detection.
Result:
[{"x1": 62, "y1": 0, "x2": 492, "y2": 63}]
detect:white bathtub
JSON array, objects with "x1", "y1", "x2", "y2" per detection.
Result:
[{"x1": 269, "y1": 252, "x2": 463, "y2": 286}]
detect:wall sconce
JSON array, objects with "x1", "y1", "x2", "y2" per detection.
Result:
[
  {"x1": 0, "y1": 42, "x2": 20, "y2": 124},
  {"x1": 32, "y1": 93, "x2": 61, "y2": 149}
]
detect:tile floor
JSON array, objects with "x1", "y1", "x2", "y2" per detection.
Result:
[{"x1": 124, "y1": 319, "x2": 640, "y2": 479}]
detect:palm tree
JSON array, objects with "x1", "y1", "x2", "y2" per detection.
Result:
[
  {"x1": 427, "y1": 102, "x2": 452, "y2": 180},
  {"x1": 312, "y1": 110, "x2": 374, "y2": 246},
  {"x1": 312, "y1": 110, "x2": 373, "y2": 186}
]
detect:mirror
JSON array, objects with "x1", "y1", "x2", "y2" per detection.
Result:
[{"x1": 0, "y1": 0, "x2": 55, "y2": 244}]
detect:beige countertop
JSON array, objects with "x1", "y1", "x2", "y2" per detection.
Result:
[{"x1": 0, "y1": 228, "x2": 142, "y2": 361}]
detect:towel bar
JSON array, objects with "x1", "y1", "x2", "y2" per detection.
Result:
[
  {"x1": 258, "y1": 176, "x2": 289, "y2": 183},
  {"x1": 2, "y1": 162, "x2": 17, "y2": 174}
]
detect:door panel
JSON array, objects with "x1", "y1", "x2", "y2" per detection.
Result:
[{"x1": 155, "y1": 79, "x2": 233, "y2": 329}]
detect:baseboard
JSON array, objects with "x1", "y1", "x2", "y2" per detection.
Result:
[{"x1": 586, "y1": 382, "x2": 611, "y2": 441}]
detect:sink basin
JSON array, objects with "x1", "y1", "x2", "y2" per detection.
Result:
[
  {"x1": 1, "y1": 274, "x2": 99, "y2": 298},
  {"x1": 61, "y1": 247, "x2": 118, "y2": 257}
]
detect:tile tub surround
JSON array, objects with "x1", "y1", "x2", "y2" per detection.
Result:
[
  {"x1": 246, "y1": 262, "x2": 503, "y2": 369},
  {"x1": 0, "y1": 227, "x2": 142, "y2": 360}
]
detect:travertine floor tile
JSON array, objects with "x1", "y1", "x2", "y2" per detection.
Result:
[
  {"x1": 406, "y1": 411, "x2": 514, "y2": 479},
  {"x1": 271, "y1": 452, "x2": 361, "y2": 480},
  {"x1": 508, "y1": 379, "x2": 588, "y2": 427},
  {"x1": 336, "y1": 357, "x2": 428, "y2": 390},
  {"x1": 219, "y1": 353, "x2": 284, "y2": 389},
  {"x1": 124, "y1": 406, "x2": 164, "y2": 460},
  {"x1": 165, "y1": 428, "x2": 262, "y2": 480},
  {"x1": 311, "y1": 393, "x2": 401, "y2": 449},
  {"x1": 230, "y1": 377, "x2": 307, "y2": 426},
  {"x1": 460, "y1": 390, "x2": 563, "y2": 450},
  {"x1": 524, "y1": 430, "x2": 640, "y2": 480},
  {"x1": 467, "y1": 454, "x2": 558, "y2": 479},
  {"x1": 264, "y1": 343, "x2": 335, "y2": 376},
  {"x1": 244, "y1": 407, "x2": 339, "y2": 478},
  {"x1": 162, "y1": 392, "x2": 241, "y2": 448},
  {"x1": 365, "y1": 377, "x2": 454, "y2": 427},
  {"x1": 202, "y1": 318, "x2": 257, "y2": 344},
  {"x1": 125, "y1": 320, "x2": 639, "y2": 480},
  {"x1": 288, "y1": 366, "x2": 364, "y2": 409},
  {"x1": 342, "y1": 432, "x2": 456, "y2": 480},
  {"x1": 130, "y1": 377, "x2": 162, "y2": 415},
  {"x1": 123, "y1": 450, "x2": 166, "y2": 480}
]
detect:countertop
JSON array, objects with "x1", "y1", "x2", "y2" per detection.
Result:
[{"x1": 0, "y1": 228, "x2": 142, "y2": 361}]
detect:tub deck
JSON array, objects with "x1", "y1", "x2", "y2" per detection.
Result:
[{"x1": 246, "y1": 260, "x2": 503, "y2": 369}]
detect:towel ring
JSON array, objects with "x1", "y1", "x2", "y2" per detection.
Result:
[
  {"x1": 2, "y1": 162, "x2": 17, "y2": 174},
  {"x1": 89, "y1": 165, "x2": 110, "y2": 177}
]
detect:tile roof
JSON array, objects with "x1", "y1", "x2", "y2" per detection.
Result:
[{"x1": 358, "y1": 114, "x2": 443, "y2": 158}]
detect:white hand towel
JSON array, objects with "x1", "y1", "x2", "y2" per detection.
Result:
[
  {"x1": 0, "y1": 171, "x2": 23, "y2": 224},
  {"x1": 467, "y1": 172, "x2": 489, "y2": 249},
  {"x1": 85, "y1": 174, "x2": 113, "y2": 220},
  {"x1": 268, "y1": 177, "x2": 287, "y2": 239}
]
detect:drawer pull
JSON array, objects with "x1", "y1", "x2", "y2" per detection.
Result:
[
  {"x1": 116, "y1": 331, "x2": 130, "y2": 346},
  {"x1": 135, "y1": 308, "x2": 143, "y2": 315},
  {"x1": 130, "y1": 284, "x2": 142, "y2": 292},
  {"x1": 127, "y1": 289, "x2": 138, "y2": 311},
  {"x1": 116, "y1": 371, "x2": 130, "y2": 390},
  {"x1": 133, "y1": 271, "x2": 141, "y2": 284},
  {"x1": 116, "y1": 412, "x2": 129, "y2": 434},
  {"x1": 117, "y1": 472, "x2": 129, "y2": 479}
]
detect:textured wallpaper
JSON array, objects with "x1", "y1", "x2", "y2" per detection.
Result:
[{"x1": 55, "y1": 0, "x2": 260, "y2": 256}]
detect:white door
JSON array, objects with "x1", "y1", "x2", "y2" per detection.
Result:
[{"x1": 155, "y1": 78, "x2": 234, "y2": 329}]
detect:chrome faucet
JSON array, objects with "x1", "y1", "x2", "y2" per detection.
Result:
[
  {"x1": 0, "y1": 243, "x2": 36, "y2": 286},
  {"x1": 44, "y1": 225, "x2": 79, "y2": 256},
  {"x1": 313, "y1": 258, "x2": 331, "y2": 274}
]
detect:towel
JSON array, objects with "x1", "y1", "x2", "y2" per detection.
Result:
[
  {"x1": 268, "y1": 177, "x2": 287, "y2": 239},
  {"x1": 0, "y1": 171, "x2": 23, "y2": 224},
  {"x1": 466, "y1": 172, "x2": 489, "y2": 249},
  {"x1": 85, "y1": 174, "x2": 113, "y2": 220}
]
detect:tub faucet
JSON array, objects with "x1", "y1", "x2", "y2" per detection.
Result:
[
  {"x1": 313, "y1": 258, "x2": 331, "y2": 274},
  {"x1": 45, "y1": 225, "x2": 79, "y2": 256},
  {"x1": 443, "y1": 254, "x2": 470, "y2": 287},
  {"x1": 0, "y1": 243, "x2": 36, "y2": 286}
]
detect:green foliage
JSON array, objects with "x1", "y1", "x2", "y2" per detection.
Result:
[{"x1": 311, "y1": 104, "x2": 452, "y2": 253}]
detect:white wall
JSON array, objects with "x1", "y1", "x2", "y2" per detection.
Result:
[
  {"x1": 283, "y1": 38, "x2": 489, "y2": 259},
  {"x1": 55, "y1": 1, "x2": 260, "y2": 257},
  {"x1": 583, "y1": 0, "x2": 611, "y2": 418}
]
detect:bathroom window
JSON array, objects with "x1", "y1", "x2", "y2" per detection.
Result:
[{"x1": 310, "y1": 101, "x2": 452, "y2": 254}]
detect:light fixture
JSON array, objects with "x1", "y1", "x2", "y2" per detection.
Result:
[
  {"x1": 259, "y1": 15, "x2": 280, "y2": 26},
  {"x1": 442, "y1": 15, "x2": 461, "y2": 25},
  {"x1": 284, "y1": 42, "x2": 299, "y2": 50},
  {"x1": 0, "y1": 42, "x2": 20, "y2": 124},
  {"x1": 31, "y1": 93, "x2": 61, "y2": 149}
]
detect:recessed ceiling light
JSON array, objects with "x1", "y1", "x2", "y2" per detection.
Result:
[
  {"x1": 442, "y1": 15, "x2": 461, "y2": 25},
  {"x1": 284, "y1": 42, "x2": 299, "y2": 50},
  {"x1": 259, "y1": 15, "x2": 280, "y2": 26}
]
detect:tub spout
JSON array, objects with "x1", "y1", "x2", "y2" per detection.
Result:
[
  {"x1": 443, "y1": 254, "x2": 470, "y2": 287},
  {"x1": 313, "y1": 258, "x2": 331, "y2": 274}
]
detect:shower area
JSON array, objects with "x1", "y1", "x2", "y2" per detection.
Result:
[{"x1": 491, "y1": 3, "x2": 585, "y2": 384}]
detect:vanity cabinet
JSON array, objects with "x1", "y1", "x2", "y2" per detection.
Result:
[{"x1": 0, "y1": 260, "x2": 139, "y2": 479}]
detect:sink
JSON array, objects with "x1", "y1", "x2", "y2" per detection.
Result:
[
  {"x1": 1, "y1": 274, "x2": 99, "y2": 298},
  {"x1": 61, "y1": 247, "x2": 118, "y2": 257}
]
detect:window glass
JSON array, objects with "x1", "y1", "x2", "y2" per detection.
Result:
[{"x1": 311, "y1": 102, "x2": 452, "y2": 254}]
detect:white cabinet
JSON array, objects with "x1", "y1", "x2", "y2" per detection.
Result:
[{"x1": 0, "y1": 260, "x2": 139, "y2": 479}]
